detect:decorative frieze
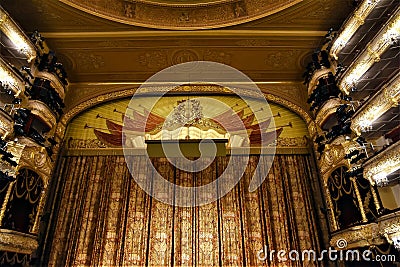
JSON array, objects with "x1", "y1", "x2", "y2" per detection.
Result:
[
  {"x1": 330, "y1": 223, "x2": 383, "y2": 249},
  {"x1": 351, "y1": 74, "x2": 400, "y2": 135},
  {"x1": 339, "y1": 12, "x2": 400, "y2": 94},
  {"x1": 330, "y1": 0, "x2": 382, "y2": 59},
  {"x1": 330, "y1": 211, "x2": 400, "y2": 250},
  {"x1": 26, "y1": 100, "x2": 57, "y2": 130},
  {"x1": 363, "y1": 139, "x2": 400, "y2": 186},
  {"x1": 0, "y1": 8, "x2": 36, "y2": 62},
  {"x1": 0, "y1": 229, "x2": 38, "y2": 254},
  {"x1": 34, "y1": 70, "x2": 66, "y2": 100}
]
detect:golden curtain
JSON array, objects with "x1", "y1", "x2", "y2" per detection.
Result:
[{"x1": 45, "y1": 154, "x2": 323, "y2": 267}]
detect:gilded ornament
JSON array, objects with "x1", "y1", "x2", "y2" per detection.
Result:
[
  {"x1": 34, "y1": 70, "x2": 66, "y2": 100},
  {"x1": 330, "y1": 0, "x2": 381, "y2": 59},
  {"x1": 26, "y1": 100, "x2": 57, "y2": 129},
  {"x1": 315, "y1": 98, "x2": 342, "y2": 128},
  {"x1": 363, "y1": 139, "x2": 400, "y2": 185},
  {"x1": 339, "y1": 13, "x2": 400, "y2": 94},
  {"x1": 0, "y1": 229, "x2": 38, "y2": 254},
  {"x1": 351, "y1": 74, "x2": 400, "y2": 135},
  {"x1": 0, "y1": 8, "x2": 36, "y2": 62},
  {"x1": 59, "y1": 0, "x2": 302, "y2": 30},
  {"x1": 330, "y1": 223, "x2": 383, "y2": 249}
]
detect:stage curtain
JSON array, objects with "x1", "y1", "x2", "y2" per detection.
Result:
[{"x1": 46, "y1": 154, "x2": 323, "y2": 267}]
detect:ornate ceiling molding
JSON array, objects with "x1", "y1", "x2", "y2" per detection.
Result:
[{"x1": 59, "y1": 0, "x2": 303, "y2": 30}]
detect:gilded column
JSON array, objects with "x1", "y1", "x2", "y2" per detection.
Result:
[
  {"x1": 31, "y1": 190, "x2": 47, "y2": 234},
  {"x1": 370, "y1": 186, "x2": 381, "y2": 212},
  {"x1": 351, "y1": 178, "x2": 368, "y2": 223},
  {"x1": 324, "y1": 183, "x2": 339, "y2": 231}
]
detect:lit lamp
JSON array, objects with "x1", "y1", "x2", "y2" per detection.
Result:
[
  {"x1": 373, "y1": 172, "x2": 388, "y2": 187},
  {"x1": 393, "y1": 234, "x2": 400, "y2": 250},
  {"x1": 0, "y1": 57, "x2": 23, "y2": 95},
  {"x1": 383, "y1": 226, "x2": 400, "y2": 251},
  {"x1": 359, "y1": 118, "x2": 373, "y2": 132},
  {"x1": 0, "y1": 8, "x2": 37, "y2": 62}
]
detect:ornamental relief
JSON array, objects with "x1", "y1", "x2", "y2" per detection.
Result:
[
  {"x1": 66, "y1": 137, "x2": 308, "y2": 150},
  {"x1": 330, "y1": 223, "x2": 384, "y2": 249},
  {"x1": 19, "y1": 145, "x2": 53, "y2": 186},
  {"x1": 363, "y1": 140, "x2": 400, "y2": 184},
  {"x1": 319, "y1": 143, "x2": 347, "y2": 178},
  {"x1": 62, "y1": 84, "x2": 312, "y2": 127},
  {"x1": 0, "y1": 229, "x2": 39, "y2": 254},
  {"x1": 59, "y1": 0, "x2": 302, "y2": 30}
]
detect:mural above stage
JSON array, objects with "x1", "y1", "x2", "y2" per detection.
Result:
[{"x1": 65, "y1": 95, "x2": 310, "y2": 149}]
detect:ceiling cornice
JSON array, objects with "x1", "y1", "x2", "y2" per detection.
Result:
[{"x1": 41, "y1": 30, "x2": 327, "y2": 39}]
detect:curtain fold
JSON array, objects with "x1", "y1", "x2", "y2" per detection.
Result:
[{"x1": 47, "y1": 154, "x2": 322, "y2": 267}]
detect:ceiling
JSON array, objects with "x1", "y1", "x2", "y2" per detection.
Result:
[{"x1": 2, "y1": 0, "x2": 354, "y2": 110}]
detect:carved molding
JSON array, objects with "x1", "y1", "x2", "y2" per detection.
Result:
[
  {"x1": 315, "y1": 98, "x2": 342, "y2": 128},
  {"x1": 34, "y1": 69, "x2": 66, "y2": 100},
  {"x1": 61, "y1": 85, "x2": 313, "y2": 129},
  {"x1": 330, "y1": 223, "x2": 384, "y2": 249},
  {"x1": 16, "y1": 138, "x2": 53, "y2": 187},
  {"x1": 351, "y1": 73, "x2": 400, "y2": 135},
  {"x1": 378, "y1": 211, "x2": 400, "y2": 246},
  {"x1": 319, "y1": 138, "x2": 351, "y2": 181},
  {"x1": 363, "y1": 139, "x2": 400, "y2": 185},
  {"x1": 0, "y1": 229, "x2": 38, "y2": 254},
  {"x1": 67, "y1": 136, "x2": 309, "y2": 150},
  {"x1": 0, "y1": 142, "x2": 25, "y2": 178},
  {"x1": 330, "y1": 0, "x2": 381, "y2": 59},
  {"x1": 0, "y1": 7, "x2": 36, "y2": 62},
  {"x1": 26, "y1": 100, "x2": 57, "y2": 129},
  {"x1": 330, "y1": 211, "x2": 400, "y2": 249},
  {"x1": 307, "y1": 67, "x2": 332, "y2": 95},
  {"x1": 59, "y1": 0, "x2": 302, "y2": 30},
  {"x1": 339, "y1": 12, "x2": 400, "y2": 94}
]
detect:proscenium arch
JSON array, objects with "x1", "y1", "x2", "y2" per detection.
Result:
[{"x1": 61, "y1": 86, "x2": 313, "y2": 132}]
